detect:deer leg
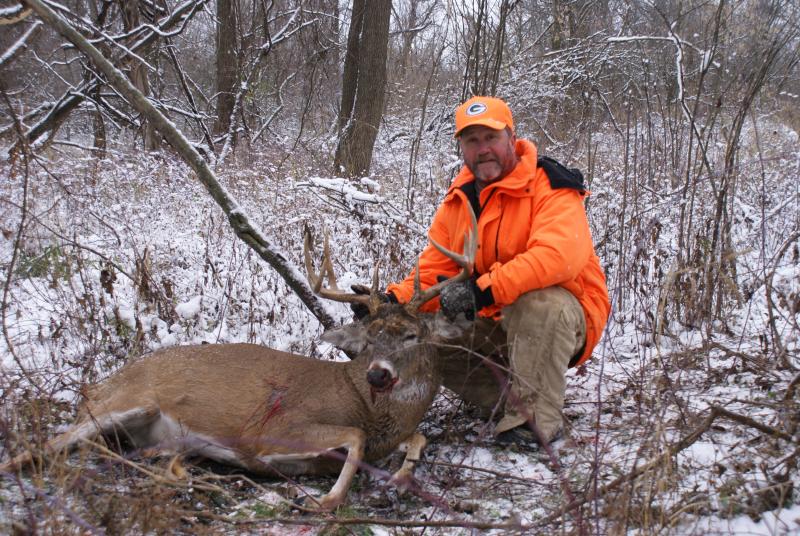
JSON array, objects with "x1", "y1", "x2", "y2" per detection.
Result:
[
  {"x1": 1, "y1": 404, "x2": 161, "y2": 474},
  {"x1": 320, "y1": 435, "x2": 364, "y2": 510},
  {"x1": 389, "y1": 432, "x2": 426, "y2": 487},
  {"x1": 256, "y1": 425, "x2": 366, "y2": 511},
  {"x1": 1, "y1": 417, "x2": 103, "y2": 474}
]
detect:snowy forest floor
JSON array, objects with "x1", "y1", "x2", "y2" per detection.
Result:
[{"x1": 0, "y1": 133, "x2": 798, "y2": 535}]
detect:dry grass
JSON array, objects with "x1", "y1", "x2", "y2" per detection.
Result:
[{"x1": 1, "y1": 134, "x2": 798, "y2": 534}]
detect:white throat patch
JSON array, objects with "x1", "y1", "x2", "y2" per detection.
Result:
[{"x1": 390, "y1": 379, "x2": 431, "y2": 403}]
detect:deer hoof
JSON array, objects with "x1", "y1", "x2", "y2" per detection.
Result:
[
  {"x1": 387, "y1": 470, "x2": 414, "y2": 491},
  {"x1": 292, "y1": 493, "x2": 343, "y2": 513},
  {"x1": 166, "y1": 454, "x2": 187, "y2": 480},
  {"x1": 316, "y1": 492, "x2": 345, "y2": 511}
]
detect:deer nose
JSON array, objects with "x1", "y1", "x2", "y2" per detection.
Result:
[
  {"x1": 367, "y1": 367, "x2": 392, "y2": 389},
  {"x1": 367, "y1": 360, "x2": 397, "y2": 391}
]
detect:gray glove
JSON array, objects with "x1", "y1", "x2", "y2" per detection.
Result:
[{"x1": 438, "y1": 276, "x2": 494, "y2": 321}]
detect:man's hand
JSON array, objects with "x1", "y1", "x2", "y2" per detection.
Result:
[
  {"x1": 438, "y1": 276, "x2": 494, "y2": 321},
  {"x1": 350, "y1": 285, "x2": 397, "y2": 319}
]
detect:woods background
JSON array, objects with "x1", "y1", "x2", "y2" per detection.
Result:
[{"x1": 1, "y1": 0, "x2": 799, "y2": 534}]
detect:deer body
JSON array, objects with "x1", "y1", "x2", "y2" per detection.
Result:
[
  {"x1": 3, "y1": 336, "x2": 442, "y2": 509},
  {"x1": 82, "y1": 343, "x2": 436, "y2": 465},
  {"x1": 3, "y1": 206, "x2": 478, "y2": 511}
]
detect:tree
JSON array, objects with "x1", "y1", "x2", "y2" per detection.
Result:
[
  {"x1": 453, "y1": 0, "x2": 518, "y2": 100},
  {"x1": 214, "y1": 0, "x2": 238, "y2": 137},
  {"x1": 333, "y1": 0, "x2": 392, "y2": 177},
  {"x1": 119, "y1": 0, "x2": 160, "y2": 150}
]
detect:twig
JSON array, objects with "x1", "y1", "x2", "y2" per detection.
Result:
[
  {"x1": 0, "y1": 83, "x2": 43, "y2": 394},
  {"x1": 709, "y1": 405, "x2": 793, "y2": 442},
  {"x1": 533, "y1": 404, "x2": 796, "y2": 528},
  {"x1": 86, "y1": 441, "x2": 230, "y2": 494},
  {"x1": 420, "y1": 459, "x2": 546, "y2": 485},
  {"x1": 764, "y1": 230, "x2": 800, "y2": 369},
  {"x1": 175, "y1": 507, "x2": 529, "y2": 531}
]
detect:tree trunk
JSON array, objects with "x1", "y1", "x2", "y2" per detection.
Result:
[
  {"x1": 214, "y1": 0, "x2": 237, "y2": 138},
  {"x1": 336, "y1": 0, "x2": 364, "y2": 137},
  {"x1": 551, "y1": 0, "x2": 568, "y2": 51},
  {"x1": 120, "y1": 0, "x2": 160, "y2": 150},
  {"x1": 397, "y1": 0, "x2": 420, "y2": 76},
  {"x1": 333, "y1": 0, "x2": 391, "y2": 177},
  {"x1": 92, "y1": 84, "x2": 106, "y2": 154}
]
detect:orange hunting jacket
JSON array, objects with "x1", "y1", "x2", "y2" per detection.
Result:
[{"x1": 387, "y1": 139, "x2": 610, "y2": 366}]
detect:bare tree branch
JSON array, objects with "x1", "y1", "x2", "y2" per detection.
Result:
[{"x1": 22, "y1": 0, "x2": 338, "y2": 330}]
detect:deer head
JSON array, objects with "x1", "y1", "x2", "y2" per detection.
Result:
[{"x1": 303, "y1": 204, "x2": 479, "y2": 399}]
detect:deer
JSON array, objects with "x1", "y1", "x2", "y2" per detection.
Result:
[{"x1": 0, "y1": 209, "x2": 478, "y2": 511}]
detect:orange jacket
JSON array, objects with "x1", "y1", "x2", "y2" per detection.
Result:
[{"x1": 387, "y1": 139, "x2": 610, "y2": 366}]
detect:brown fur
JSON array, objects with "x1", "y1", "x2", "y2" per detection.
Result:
[{"x1": 1, "y1": 304, "x2": 459, "y2": 511}]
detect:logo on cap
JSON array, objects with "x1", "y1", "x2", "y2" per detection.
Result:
[{"x1": 466, "y1": 103, "x2": 487, "y2": 116}]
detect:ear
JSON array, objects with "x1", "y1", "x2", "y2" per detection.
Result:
[
  {"x1": 320, "y1": 323, "x2": 369, "y2": 354},
  {"x1": 428, "y1": 313, "x2": 470, "y2": 340}
]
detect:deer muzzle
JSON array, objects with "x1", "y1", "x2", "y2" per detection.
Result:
[{"x1": 366, "y1": 360, "x2": 398, "y2": 403}]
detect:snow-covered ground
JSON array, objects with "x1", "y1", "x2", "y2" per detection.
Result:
[{"x1": 0, "y1": 120, "x2": 798, "y2": 534}]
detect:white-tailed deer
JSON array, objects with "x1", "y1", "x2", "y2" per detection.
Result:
[{"x1": 0, "y1": 210, "x2": 478, "y2": 511}]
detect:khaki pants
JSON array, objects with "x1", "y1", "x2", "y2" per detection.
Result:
[{"x1": 437, "y1": 287, "x2": 586, "y2": 442}]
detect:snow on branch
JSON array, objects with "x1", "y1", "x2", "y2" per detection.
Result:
[
  {"x1": 17, "y1": 0, "x2": 207, "y2": 148},
  {"x1": 0, "y1": 4, "x2": 31, "y2": 22},
  {"x1": 217, "y1": 9, "x2": 317, "y2": 165},
  {"x1": 300, "y1": 177, "x2": 382, "y2": 205},
  {"x1": 295, "y1": 177, "x2": 428, "y2": 237},
  {"x1": 0, "y1": 20, "x2": 41, "y2": 68},
  {"x1": 606, "y1": 34, "x2": 719, "y2": 71}
]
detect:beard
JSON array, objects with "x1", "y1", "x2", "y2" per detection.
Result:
[{"x1": 467, "y1": 142, "x2": 518, "y2": 185}]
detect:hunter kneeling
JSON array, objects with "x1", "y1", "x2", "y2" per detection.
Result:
[{"x1": 355, "y1": 96, "x2": 611, "y2": 449}]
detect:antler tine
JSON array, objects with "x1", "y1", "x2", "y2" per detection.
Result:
[
  {"x1": 406, "y1": 203, "x2": 479, "y2": 313},
  {"x1": 321, "y1": 231, "x2": 340, "y2": 291},
  {"x1": 413, "y1": 257, "x2": 423, "y2": 297},
  {"x1": 302, "y1": 226, "x2": 372, "y2": 307},
  {"x1": 367, "y1": 263, "x2": 384, "y2": 316},
  {"x1": 303, "y1": 227, "x2": 324, "y2": 293}
]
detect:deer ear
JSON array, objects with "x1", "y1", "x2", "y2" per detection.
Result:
[
  {"x1": 429, "y1": 313, "x2": 470, "y2": 340},
  {"x1": 321, "y1": 324, "x2": 369, "y2": 354}
]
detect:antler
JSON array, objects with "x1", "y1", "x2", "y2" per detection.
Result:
[
  {"x1": 406, "y1": 203, "x2": 479, "y2": 313},
  {"x1": 303, "y1": 227, "x2": 384, "y2": 316}
]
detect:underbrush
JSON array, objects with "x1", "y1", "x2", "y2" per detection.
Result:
[{"x1": 0, "y1": 127, "x2": 798, "y2": 534}]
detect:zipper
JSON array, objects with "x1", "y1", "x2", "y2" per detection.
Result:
[
  {"x1": 495, "y1": 196, "x2": 504, "y2": 261},
  {"x1": 479, "y1": 188, "x2": 499, "y2": 271}
]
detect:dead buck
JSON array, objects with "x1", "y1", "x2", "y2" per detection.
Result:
[{"x1": 0, "y1": 212, "x2": 477, "y2": 511}]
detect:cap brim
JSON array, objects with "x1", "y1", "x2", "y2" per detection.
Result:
[{"x1": 454, "y1": 118, "x2": 508, "y2": 138}]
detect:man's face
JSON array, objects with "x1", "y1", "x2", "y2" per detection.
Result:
[{"x1": 459, "y1": 125, "x2": 518, "y2": 185}]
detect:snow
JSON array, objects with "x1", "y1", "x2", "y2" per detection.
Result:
[
  {"x1": 677, "y1": 505, "x2": 800, "y2": 535},
  {"x1": 0, "y1": 90, "x2": 798, "y2": 536},
  {"x1": 175, "y1": 295, "x2": 202, "y2": 319}
]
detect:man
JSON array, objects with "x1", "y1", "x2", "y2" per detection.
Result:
[{"x1": 375, "y1": 96, "x2": 610, "y2": 447}]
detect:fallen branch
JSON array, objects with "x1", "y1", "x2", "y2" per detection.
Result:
[{"x1": 421, "y1": 459, "x2": 546, "y2": 486}]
